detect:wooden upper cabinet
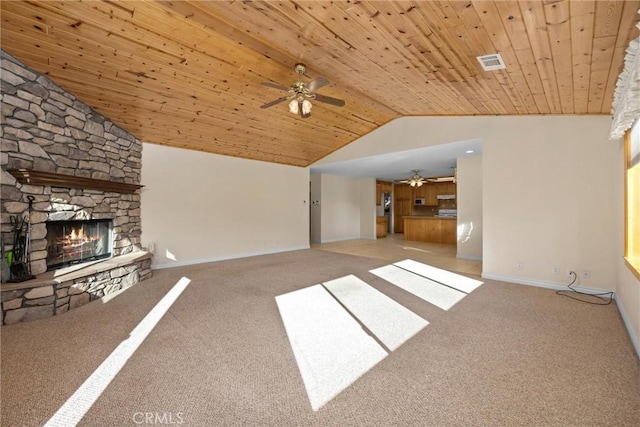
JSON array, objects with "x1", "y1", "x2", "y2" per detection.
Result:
[
  {"x1": 413, "y1": 184, "x2": 424, "y2": 199},
  {"x1": 393, "y1": 183, "x2": 413, "y2": 233},
  {"x1": 433, "y1": 182, "x2": 456, "y2": 196},
  {"x1": 395, "y1": 183, "x2": 411, "y2": 201},
  {"x1": 442, "y1": 182, "x2": 457, "y2": 195},
  {"x1": 424, "y1": 183, "x2": 438, "y2": 205},
  {"x1": 413, "y1": 183, "x2": 449, "y2": 206}
]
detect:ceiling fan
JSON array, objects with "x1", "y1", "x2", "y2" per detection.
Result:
[
  {"x1": 398, "y1": 170, "x2": 427, "y2": 187},
  {"x1": 398, "y1": 169, "x2": 457, "y2": 187},
  {"x1": 260, "y1": 63, "x2": 345, "y2": 118}
]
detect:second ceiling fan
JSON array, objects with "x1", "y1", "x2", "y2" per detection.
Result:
[
  {"x1": 398, "y1": 169, "x2": 457, "y2": 187},
  {"x1": 398, "y1": 170, "x2": 428, "y2": 187},
  {"x1": 260, "y1": 63, "x2": 345, "y2": 118}
]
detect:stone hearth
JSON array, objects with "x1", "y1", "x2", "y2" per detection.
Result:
[{"x1": 1, "y1": 252, "x2": 152, "y2": 324}]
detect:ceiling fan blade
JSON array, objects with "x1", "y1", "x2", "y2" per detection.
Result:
[
  {"x1": 427, "y1": 176, "x2": 455, "y2": 183},
  {"x1": 261, "y1": 81, "x2": 291, "y2": 92},
  {"x1": 260, "y1": 96, "x2": 289, "y2": 109},
  {"x1": 313, "y1": 93, "x2": 346, "y2": 107},
  {"x1": 308, "y1": 77, "x2": 329, "y2": 92}
]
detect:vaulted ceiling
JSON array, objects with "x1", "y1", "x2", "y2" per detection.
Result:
[{"x1": 2, "y1": 1, "x2": 639, "y2": 168}]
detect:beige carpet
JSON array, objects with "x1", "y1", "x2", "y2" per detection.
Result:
[{"x1": 1, "y1": 248, "x2": 638, "y2": 426}]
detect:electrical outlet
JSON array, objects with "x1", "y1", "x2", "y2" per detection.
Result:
[
  {"x1": 582, "y1": 270, "x2": 591, "y2": 279},
  {"x1": 517, "y1": 261, "x2": 524, "y2": 270},
  {"x1": 553, "y1": 266, "x2": 561, "y2": 275}
]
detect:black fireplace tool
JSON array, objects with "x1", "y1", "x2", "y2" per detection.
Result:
[{"x1": 8, "y1": 196, "x2": 35, "y2": 282}]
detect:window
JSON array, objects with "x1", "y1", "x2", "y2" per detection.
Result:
[{"x1": 625, "y1": 119, "x2": 640, "y2": 279}]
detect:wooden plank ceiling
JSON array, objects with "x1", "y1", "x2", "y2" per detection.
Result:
[{"x1": 2, "y1": 1, "x2": 639, "y2": 167}]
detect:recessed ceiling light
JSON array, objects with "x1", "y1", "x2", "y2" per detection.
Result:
[{"x1": 465, "y1": 150, "x2": 474, "y2": 154}]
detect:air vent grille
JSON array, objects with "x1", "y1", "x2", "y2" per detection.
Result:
[{"x1": 476, "y1": 53, "x2": 506, "y2": 71}]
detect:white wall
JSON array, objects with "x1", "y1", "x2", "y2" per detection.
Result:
[
  {"x1": 317, "y1": 174, "x2": 363, "y2": 243},
  {"x1": 481, "y1": 117, "x2": 618, "y2": 291},
  {"x1": 316, "y1": 116, "x2": 619, "y2": 291},
  {"x1": 314, "y1": 116, "x2": 481, "y2": 164},
  {"x1": 456, "y1": 156, "x2": 482, "y2": 260},
  {"x1": 359, "y1": 178, "x2": 377, "y2": 239},
  {"x1": 141, "y1": 144, "x2": 310, "y2": 268},
  {"x1": 311, "y1": 174, "x2": 375, "y2": 243}
]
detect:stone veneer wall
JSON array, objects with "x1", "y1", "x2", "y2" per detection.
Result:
[
  {"x1": 1, "y1": 50, "x2": 152, "y2": 324},
  {"x1": 1, "y1": 49, "x2": 142, "y2": 276}
]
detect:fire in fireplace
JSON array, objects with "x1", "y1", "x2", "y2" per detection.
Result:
[{"x1": 46, "y1": 219, "x2": 113, "y2": 270}]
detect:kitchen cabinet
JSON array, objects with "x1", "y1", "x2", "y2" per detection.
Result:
[
  {"x1": 376, "y1": 216, "x2": 388, "y2": 238},
  {"x1": 410, "y1": 182, "x2": 450, "y2": 206},
  {"x1": 393, "y1": 184, "x2": 412, "y2": 233},
  {"x1": 435, "y1": 182, "x2": 456, "y2": 197},
  {"x1": 413, "y1": 184, "x2": 425, "y2": 199},
  {"x1": 376, "y1": 180, "x2": 393, "y2": 205},
  {"x1": 424, "y1": 183, "x2": 438, "y2": 205}
]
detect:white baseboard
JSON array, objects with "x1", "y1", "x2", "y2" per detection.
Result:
[
  {"x1": 481, "y1": 273, "x2": 614, "y2": 297},
  {"x1": 320, "y1": 236, "x2": 363, "y2": 244},
  {"x1": 150, "y1": 245, "x2": 310, "y2": 270},
  {"x1": 615, "y1": 297, "x2": 640, "y2": 359},
  {"x1": 457, "y1": 254, "x2": 482, "y2": 261}
]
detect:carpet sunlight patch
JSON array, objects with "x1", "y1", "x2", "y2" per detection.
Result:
[
  {"x1": 44, "y1": 277, "x2": 192, "y2": 427},
  {"x1": 394, "y1": 259, "x2": 483, "y2": 293},
  {"x1": 276, "y1": 261, "x2": 481, "y2": 411},
  {"x1": 370, "y1": 264, "x2": 466, "y2": 310},
  {"x1": 275, "y1": 285, "x2": 388, "y2": 411},
  {"x1": 323, "y1": 275, "x2": 428, "y2": 351}
]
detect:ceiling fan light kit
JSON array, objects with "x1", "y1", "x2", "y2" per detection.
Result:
[
  {"x1": 261, "y1": 63, "x2": 345, "y2": 118},
  {"x1": 289, "y1": 98, "x2": 312, "y2": 117}
]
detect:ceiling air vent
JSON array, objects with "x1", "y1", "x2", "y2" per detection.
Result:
[{"x1": 476, "y1": 53, "x2": 506, "y2": 71}]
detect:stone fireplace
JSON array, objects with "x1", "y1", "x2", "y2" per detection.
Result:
[
  {"x1": 1, "y1": 50, "x2": 152, "y2": 324},
  {"x1": 46, "y1": 219, "x2": 113, "y2": 270}
]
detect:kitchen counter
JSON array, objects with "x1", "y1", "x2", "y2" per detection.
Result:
[{"x1": 403, "y1": 216, "x2": 456, "y2": 244}]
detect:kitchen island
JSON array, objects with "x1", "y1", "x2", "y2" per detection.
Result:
[{"x1": 403, "y1": 216, "x2": 457, "y2": 244}]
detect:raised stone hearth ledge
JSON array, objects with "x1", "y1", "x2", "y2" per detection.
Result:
[{"x1": 1, "y1": 251, "x2": 152, "y2": 325}]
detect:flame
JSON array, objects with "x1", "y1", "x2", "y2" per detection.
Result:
[{"x1": 66, "y1": 227, "x2": 95, "y2": 243}]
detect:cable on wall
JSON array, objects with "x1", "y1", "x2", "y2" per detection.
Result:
[{"x1": 555, "y1": 271, "x2": 613, "y2": 305}]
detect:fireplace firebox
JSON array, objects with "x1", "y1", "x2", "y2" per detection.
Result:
[{"x1": 46, "y1": 219, "x2": 113, "y2": 270}]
